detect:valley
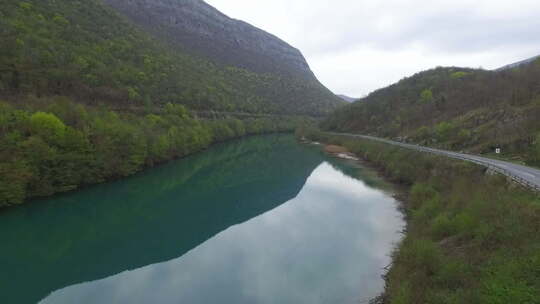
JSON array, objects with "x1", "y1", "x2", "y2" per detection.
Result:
[{"x1": 1, "y1": 1, "x2": 540, "y2": 303}]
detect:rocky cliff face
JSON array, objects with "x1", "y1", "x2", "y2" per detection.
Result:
[{"x1": 103, "y1": 0, "x2": 315, "y2": 79}]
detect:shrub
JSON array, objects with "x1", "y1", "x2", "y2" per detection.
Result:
[
  {"x1": 401, "y1": 239, "x2": 442, "y2": 275},
  {"x1": 435, "y1": 259, "x2": 470, "y2": 289},
  {"x1": 453, "y1": 212, "x2": 477, "y2": 237},
  {"x1": 410, "y1": 183, "x2": 440, "y2": 210},
  {"x1": 430, "y1": 213, "x2": 458, "y2": 240},
  {"x1": 413, "y1": 197, "x2": 443, "y2": 223},
  {"x1": 0, "y1": 161, "x2": 32, "y2": 206},
  {"x1": 435, "y1": 121, "x2": 456, "y2": 142},
  {"x1": 413, "y1": 126, "x2": 432, "y2": 142},
  {"x1": 391, "y1": 283, "x2": 412, "y2": 304},
  {"x1": 479, "y1": 272, "x2": 537, "y2": 304},
  {"x1": 425, "y1": 289, "x2": 465, "y2": 304}
]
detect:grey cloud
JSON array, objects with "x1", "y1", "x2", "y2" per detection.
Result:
[
  {"x1": 300, "y1": 5, "x2": 540, "y2": 55},
  {"x1": 206, "y1": 0, "x2": 540, "y2": 96}
]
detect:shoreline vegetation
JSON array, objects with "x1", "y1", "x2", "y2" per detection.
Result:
[
  {"x1": 0, "y1": 96, "x2": 309, "y2": 208},
  {"x1": 297, "y1": 128, "x2": 540, "y2": 304}
]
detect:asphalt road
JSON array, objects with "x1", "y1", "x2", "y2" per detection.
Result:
[{"x1": 329, "y1": 132, "x2": 540, "y2": 193}]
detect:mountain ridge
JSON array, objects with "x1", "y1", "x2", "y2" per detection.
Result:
[
  {"x1": 0, "y1": 0, "x2": 344, "y2": 116},
  {"x1": 337, "y1": 94, "x2": 357, "y2": 103},
  {"x1": 495, "y1": 54, "x2": 540, "y2": 71},
  {"x1": 102, "y1": 0, "x2": 316, "y2": 80}
]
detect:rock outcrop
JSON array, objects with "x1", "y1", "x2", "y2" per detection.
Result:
[{"x1": 103, "y1": 0, "x2": 315, "y2": 80}]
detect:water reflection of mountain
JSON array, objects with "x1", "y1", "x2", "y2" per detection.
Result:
[
  {"x1": 325, "y1": 157, "x2": 391, "y2": 191},
  {"x1": 0, "y1": 135, "x2": 323, "y2": 304}
]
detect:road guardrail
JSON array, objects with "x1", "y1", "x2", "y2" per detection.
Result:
[{"x1": 328, "y1": 132, "x2": 540, "y2": 194}]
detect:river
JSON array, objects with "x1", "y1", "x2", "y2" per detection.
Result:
[{"x1": 0, "y1": 134, "x2": 404, "y2": 304}]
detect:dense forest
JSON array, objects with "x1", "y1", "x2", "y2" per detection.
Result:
[
  {"x1": 0, "y1": 96, "x2": 308, "y2": 207},
  {"x1": 322, "y1": 61, "x2": 540, "y2": 166},
  {"x1": 0, "y1": 0, "x2": 343, "y2": 116},
  {"x1": 0, "y1": 0, "x2": 343, "y2": 206}
]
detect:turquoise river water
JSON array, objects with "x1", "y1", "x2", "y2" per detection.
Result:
[{"x1": 0, "y1": 134, "x2": 404, "y2": 304}]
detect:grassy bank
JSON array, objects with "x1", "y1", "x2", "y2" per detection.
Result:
[
  {"x1": 0, "y1": 96, "x2": 307, "y2": 207},
  {"x1": 299, "y1": 129, "x2": 540, "y2": 304}
]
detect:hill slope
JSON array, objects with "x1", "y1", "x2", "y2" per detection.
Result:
[
  {"x1": 103, "y1": 0, "x2": 314, "y2": 79},
  {"x1": 496, "y1": 54, "x2": 540, "y2": 71},
  {"x1": 0, "y1": 0, "x2": 343, "y2": 115},
  {"x1": 322, "y1": 59, "x2": 540, "y2": 166},
  {"x1": 0, "y1": 0, "x2": 341, "y2": 206}
]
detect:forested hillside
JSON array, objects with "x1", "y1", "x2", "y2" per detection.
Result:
[
  {"x1": 0, "y1": 0, "x2": 343, "y2": 115},
  {"x1": 103, "y1": 0, "x2": 315, "y2": 80},
  {"x1": 322, "y1": 60, "x2": 540, "y2": 167},
  {"x1": 0, "y1": 97, "x2": 307, "y2": 207},
  {"x1": 0, "y1": 0, "x2": 341, "y2": 206}
]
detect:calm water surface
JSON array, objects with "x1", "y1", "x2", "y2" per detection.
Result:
[{"x1": 0, "y1": 135, "x2": 404, "y2": 304}]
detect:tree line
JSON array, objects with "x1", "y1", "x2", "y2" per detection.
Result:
[{"x1": 0, "y1": 96, "x2": 306, "y2": 207}]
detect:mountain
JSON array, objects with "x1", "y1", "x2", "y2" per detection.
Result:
[
  {"x1": 322, "y1": 60, "x2": 540, "y2": 167},
  {"x1": 103, "y1": 0, "x2": 313, "y2": 80},
  {"x1": 0, "y1": 0, "x2": 344, "y2": 206},
  {"x1": 495, "y1": 54, "x2": 540, "y2": 71},
  {"x1": 0, "y1": 0, "x2": 344, "y2": 116},
  {"x1": 337, "y1": 94, "x2": 357, "y2": 103}
]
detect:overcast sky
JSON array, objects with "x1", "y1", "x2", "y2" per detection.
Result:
[{"x1": 205, "y1": 0, "x2": 540, "y2": 97}]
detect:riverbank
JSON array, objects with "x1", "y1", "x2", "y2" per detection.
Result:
[
  {"x1": 300, "y1": 129, "x2": 540, "y2": 303},
  {"x1": 0, "y1": 134, "x2": 403, "y2": 304}
]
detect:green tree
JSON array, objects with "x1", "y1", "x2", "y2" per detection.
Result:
[
  {"x1": 29, "y1": 112, "x2": 66, "y2": 143},
  {"x1": 414, "y1": 126, "x2": 432, "y2": 142},
  {"x1": 164, "y1": 103, "x2": 189, "y2": 118},
  {"x1": 420, "y1": 89, "x2": 433, "y2": 103},
  {"x1": 127, "y1": 87, "x2": 140, "y2": 102},
  {"x1": 435, "y1": 121, "x2": 455, "y2": 142},
  {"x1": 451, "y1": 71, "x2": 469, "y2": 79},
  {"x1": 533, "y1": 133, "x2": 540, "y2": 164},
  {"x1": 0, "y1": 96, "x2": 299, "y2": 206},
  {"x1": 228, "y1": 119, "x2": 246, "y2": 137},
  {"x1": 0, "y1": 161, "x2": 32, "y2": 206},
  {"x1": 457, "y1": 129, "x2": 471, "y2": 143},
  {"x1": 20, "y1": 136, "x2": 58, "y2": 197}
]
